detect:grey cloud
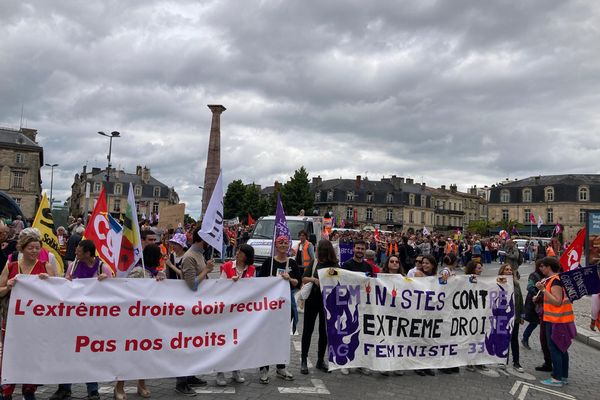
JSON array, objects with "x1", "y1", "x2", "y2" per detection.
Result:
[{"x1": 1, "y1": 0, "x2": 599, "y2": 218}]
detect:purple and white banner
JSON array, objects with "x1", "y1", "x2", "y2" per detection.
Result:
[{"x1": 318, "y1": 270, "x2": 515, "y2": 370}]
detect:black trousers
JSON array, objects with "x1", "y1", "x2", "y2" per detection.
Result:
[
  {"x1": 511, "y1": 322, "x2": 521, "y2": 365},
  {"x1": 301, "y1": 293, "x2": 327, "y2": 361}
]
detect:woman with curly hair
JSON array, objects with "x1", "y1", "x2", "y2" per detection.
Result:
[{"x1": 0, "y1": 228, "x2": 54, "y2": 400}]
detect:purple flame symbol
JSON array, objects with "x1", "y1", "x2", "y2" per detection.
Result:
[
  {"x1": 485, "y1": 284, "x2": 514, "y2": 358},
  {"x1": 324, "y1": 283, "x2": 360, "y2": 365}
]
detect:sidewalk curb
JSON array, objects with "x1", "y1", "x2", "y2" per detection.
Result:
[{"x1": 574, "y1": 325, "x2": 600, "y2": 351}]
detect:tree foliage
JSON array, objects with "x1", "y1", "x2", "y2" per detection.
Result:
[
  {"x1": 281, "y1": 166, "x2": 314, "y2": 216},
  {"x1": 224, "y1": 179, "x2": 246, "y2": 219},
  {"x1": 467, "y1": 220, "x2": 491, "y2": 235}
]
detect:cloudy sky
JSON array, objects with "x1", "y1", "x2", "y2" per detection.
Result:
[{"x1": 1, "y1": 0, "x2": 599, "y2": 217}]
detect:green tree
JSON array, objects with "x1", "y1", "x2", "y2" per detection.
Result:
[
  {"x1": 242, "y1": 183, "x2": 262, "y2": 221},
  {"x1": 281, "y1": 166, "x2": 314, "y2": 215},
  {"x1": 493, "y1": 219, "x2": 524, "y2": 233},
  {"x1": 467, "y1": 220, "x2": 491, "y2": 235},
  {"x1": 224, "y1": 180, "x2": 247, "y2": 219},
  {"x1": 258, "y1": 194, "x2": 272, "y2": 216},
  {"x1": 184, "y1": 214, "x2": 196, "y2": 225}
]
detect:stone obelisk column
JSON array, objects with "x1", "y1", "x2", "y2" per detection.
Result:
[{"x1": 202, "y1": 104, "x2": 226, "y2": 216}]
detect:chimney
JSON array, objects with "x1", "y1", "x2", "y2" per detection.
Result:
[
  {"x1": 92, "y1": 167, "x2": 101, "y2": 175},
  {"x1": 142, "y1": 166, "x2": 150, "y2": 184},
  {"x1": 441, "y1": 185, "x2": 446, "y2": 190},
  {"x1": 406, "y1": 178, "x2": 414, "y2": 184},
  {"x1": 450, "y1": 184, "x2": 457, "y2": 193},
  {"x1": 421, "y1": 182, "x2": 426, "y2": 189},
  {"x1": 274, "y1": 180, "x2": 282, "y2": 191},
  {"x1": 390, "y1": 175, "x2": 401, "y2": 190},
  {"x1": 136, "y1": 165, "x2": 143, "y2": 176},
  {"x1": 312, "y1": 176, "x2": 322, "y2": 186},
  {"x1": 20, "y1": 128, "x2": 38, "y2": 143},
  {"x1": 82, "y1": 165, "x2": 87, "y2": 176},
  {"x1": 534, "y1": 175, "x2": 541, "y2": 185},
  {"x1": 356, "y1": 175, "x2": 362, "y2": 190},
  {"x1": 202, "y1": 104, "x2": 226, "y2": 215}
]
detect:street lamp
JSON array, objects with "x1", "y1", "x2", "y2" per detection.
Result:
[
  {"x1": 97, "y1": 131, "x2": 121, "y2": 182},
  {"x1": 44, "y1": 163, "x2": 58, "y2": 205}
]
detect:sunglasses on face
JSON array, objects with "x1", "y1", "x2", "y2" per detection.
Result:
[{"x1": 416, "y1": 259, "x2": 423, "y2": 263}]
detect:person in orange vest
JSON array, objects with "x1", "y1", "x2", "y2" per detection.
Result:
[
  {"x1": 295, "y1": 230, "x2": 314, "y2": 272},
  {"x1": 535, "y1": 257, "x2": 575, "y2": 387},
  {"x1": 545, "y1": 243, "x2": 556, "y2": 257},
  {"x1": 444, "y1": 239, "x2": 457, "y2": 255}
]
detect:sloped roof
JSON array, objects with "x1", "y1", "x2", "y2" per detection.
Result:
[
  {"x1": 0, "y1": 127, "x2": 41, "y2": 150},
  {"x1": 499, "y1": 174, "x2": 600, "y2": 188}
]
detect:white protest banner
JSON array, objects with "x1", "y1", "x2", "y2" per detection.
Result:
[
  {"x1": 2, "y1": 275, "x2": 290, "y2": 384},
  {"x1": 318, "y1": 269, "x2": 515, "y2": 371}
]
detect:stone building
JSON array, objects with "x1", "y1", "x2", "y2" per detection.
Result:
[
  {"x1": 488, "y1": 175, "x2": 600, "y2": 241},
  {"x1": 0, "y1": 127, "x2": 43, "y2": 218},
  {"x1": 310, "y1": 175, "x2": 434, "y2": 232},
  {"x1": 69, "y1": 165, "x2": 180, "y2": 219},
  {"x1": 428, "y1": 184, "x2": 485, "y2": 232}
]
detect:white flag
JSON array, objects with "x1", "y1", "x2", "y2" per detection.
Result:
[
  {"x1": 199, "y1": 172, "x2": 224, "y2": 251},
  {"x1": 422, "y1": 226, "x2": 430, "y2": 236},
  {"x1": 537, "y1": 216, "x2": 543, "y2": 229}
]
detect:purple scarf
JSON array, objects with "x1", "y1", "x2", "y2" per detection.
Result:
[
  {"x1": 71, "y1": 258, "x2": 101, "y2": 279},
  {"x1": 551, "y1": 322, "x2": 577, "y2": 353}
]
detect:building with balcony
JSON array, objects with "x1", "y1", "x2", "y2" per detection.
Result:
[
  {"x1": 488, "y1": 174, "x2": 600, "y2": 241},
  {"x1": 0, "y1": 127, "x2": 43, "y2": 219},
  {"x1": 309, "y1": 175, "x2": 434, "y2": 231},
  {"x1": 69, "y1": 165, "x2": 180, "y2": 220}
]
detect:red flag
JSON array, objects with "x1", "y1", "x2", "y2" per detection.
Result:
[
  {"x1": 529, "y1": 212, "x2": 536, "y2": 224},
  {"x1": 559, "y1": 228, "x2": 586, "y2": 271},
  {"x1": 374, "y1": 228, "x2": 380, "y2": 241},
  {"x1": 83, "y1": 187, "x2": 117, "y2": 273},
  {"x1": 247, "y1": 213, "x2": 255, "y2": 226}
]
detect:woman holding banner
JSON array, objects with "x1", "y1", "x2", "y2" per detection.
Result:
[
  {"x1": 300, "y1": 239, "x2": 338, "y2": 375},
  {"x1": 114, "y1": 244, "x2": 166, "y2": 400},
  {"x1": 379, "y1": 254, "x2": 405, "y2": 377},
  {"x1": 0, "y1": 228, "x2": 54, "y2": 400},
  {"x1": 413, "y1": 254, "x2": 437, "y2": 376},
  {"x1": 414, "y1": 255, "x2": 437, "y2": 278},
  {"x1": 465, "y1": 260, "x2": 490, "y2": 373},
  {"x1": 49, "y1": 239, "x2": 112, "y2": 400},
  {"x1": 498, "y1": 264, "x2": 524, "y2": 373},
  {"x1": 215, "y1": 244, "x2": 255, "y2": 386},
  {"x1": 258, "y1": 236, "x2": 299, "y2": 384}
]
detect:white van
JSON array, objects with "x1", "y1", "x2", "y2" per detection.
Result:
[{"x1": 248, "y1": 216, "x2": 323, "y2": 266}]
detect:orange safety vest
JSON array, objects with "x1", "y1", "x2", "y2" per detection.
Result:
[
  {"x1": 445, "y1": 242, "x2": 457, "y2": 255},
  {"x1": 543, "y1": 275, "x2": 574, "y2": 323},
  {"x1": 298, "y1": 241, "x2": 311, "y2": 268},
  {"x1": 387, "y1": 242, "x2": 398, "y2": 256}
]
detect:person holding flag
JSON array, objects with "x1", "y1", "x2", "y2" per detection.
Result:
[
  {"x1": 257, "y1": 194, "x2": 299, "y2": 384},
  {"x1": 32, "y1": 193, "x2": 65, "y2": 276}
]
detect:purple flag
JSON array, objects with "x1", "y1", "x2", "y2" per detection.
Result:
[
  {"x1": 272, "y1": 193, "x2": 291, "y2": 256},
  {"x1": 559, "y1": 265, "x2": 600, "y2": 302}
]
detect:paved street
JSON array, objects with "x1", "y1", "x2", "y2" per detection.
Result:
[{"x1": 29, "y1": 262, "x2": 599, "y2": 400}]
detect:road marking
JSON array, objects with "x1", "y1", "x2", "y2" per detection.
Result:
[
  {"x1": 194, "y1": 387, "x2": 236, "y2": 394},
  {"x1": 292, "y1": 341, "x2": 313, "y2": 367},
  {"x1": 99, "y1": 387, "x2": 137, "y2": 394},
  {"x1": 99, "y1": 386, "x2": 236, "y2": 394},
  {"x1": 510, "y1": 380, "x2": 576, "y2": 400},
  {"x1": 504, "y1": 367, "x2": 536, "y2": 381},
  {"x1": 278, "y1": 378, "x2": 330, "y2": 394}
]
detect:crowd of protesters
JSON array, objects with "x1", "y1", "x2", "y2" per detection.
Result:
[{"x1": 0, "y1": 213, "x2": 591, "y2": 399}]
